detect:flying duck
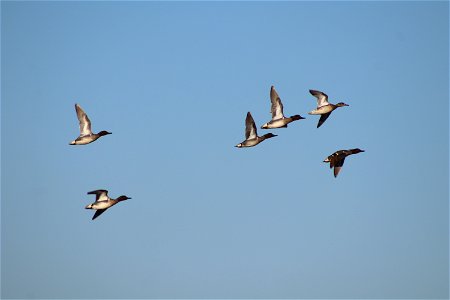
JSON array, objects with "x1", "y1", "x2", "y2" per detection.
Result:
[
  {"x1": 323, "y1": 148, "x2": 365, "y2": 177},
  {"x1": 308, "y1": 90, "x2": 349, "y2": 128},
  {"x1": 69, "y1": 104, "x2": 111, "y2": 145},
  {"x1": 85, "y1": 189, "x2": 131, "y2": 220},
  {"x1": 235, "y1": 112, "x2": 277, "y2": 148},
  {"x1": 261, "y1": 86, "x2": 305, "y2": 129}
]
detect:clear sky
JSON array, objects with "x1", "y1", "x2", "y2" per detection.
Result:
[{"x1": 1, "y1": 1, "x2": 448, "y2": 299}]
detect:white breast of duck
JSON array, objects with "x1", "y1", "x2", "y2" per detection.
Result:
[
  {"x1": 89, "y1": 200, "x2": 116, "y2": 210},
  {"x1": 241, "y1": 138, "x2": 261, "y2": 147},
  {"x1": 264, "y1": 118, "x2": 289, "y2": 129},
  {"x1": 309, "y1": 104, "x2": 335, "y2": 115},
  {"x1": 72, "y1": 134, "x2": 99, "y2": 145}
]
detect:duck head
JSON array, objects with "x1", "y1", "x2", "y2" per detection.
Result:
[
  {"x1": 261, "y1": 123, "x2": 269, "y2": 129},
  {"x1": 117, "y1": 195, "x2": 131, "y2": 202},
  {"x1": 85, "y1": 203, "x2": 94, "y2": 209},
  {"x1": 262, "y1": 133, "x2": 277, "y2": 139},
  {"x1": 351, "y1": 148, "x2": 365, "y2": 154},
  {"x1": 336, "y1": 102, "x2": 349, "y2": 107},
  {"x1": 235, "y1": 143, "x2": 243, "y2": 148},
  {"x1": 98, "y1": 131, "x2": 112, "y2": 136}
]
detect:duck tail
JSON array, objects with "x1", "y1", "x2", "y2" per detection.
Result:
[{"x1": 291, "y1": 115, "x2": 305, "y2": 121}]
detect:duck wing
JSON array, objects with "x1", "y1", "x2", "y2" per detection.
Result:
[
  {"x1": 317, "y1": 112, "x2": 331, "y2": 128},
  {"x1": 87, "y1": 189, "x2": 109, "y2": 201},
  {"x1": 245, "y1": 112, "x2": 258, "y2": 140},
  {"x1": 270, "y1": 86, "x2": 284, "y2": 120},
  {"x1": 309, "y1": 90, "x2": 329, "y2": 108},
  {"x1": 332, "y1": 157, "x2": 346, "y2": 177},
  {"x1": 92, "y1": 209, "x2": 107, "y2": 220},
  {"x1": 75, "y1": 104, "x2": 93, "y2": 136}
]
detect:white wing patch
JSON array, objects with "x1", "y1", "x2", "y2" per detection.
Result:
[
  {"x1": 79, "y1": 115, "x2": 92, "y2": 136},
  {"x1": 271, "y1": 98, "x2": 284, "y2": 120},
  {"x1": 310, "y1": 90, "x2": 330, "y2": 108},
  {"x1": 96, "y1": 191, "x2": 109, "y2": 202},
  {"x1": 270, "y1": 86, "x2": 285, "y2": 120},
  {"x1": 317, "y1": 97, "x2": 329, "y2": 108},
  {"x1": 245, "y1": 112, "x2": 258, "y2": 140},
  {"x1": 75, "y1": 104, "x2": 93, "y2": 136},
  {"x1": 247, "y1": 126, "x2": 257, "y2": 140}
]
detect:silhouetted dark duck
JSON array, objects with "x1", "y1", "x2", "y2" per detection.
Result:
[
  {"x1": 323, "y1": 148, "x2": 365, "y2": 177},
  {"x1": 236, "y1": 112, "x2": 277, "y2": 148},
  {"x1": 308, "y1": 90, "x2": 349, "y2": 128},
  {"x1": 261, "y1": 86, "x2": 305, "y2": 129},
  {"x1": 69, "y1": 104, "x2": 111, "y2": 145},
  {"x1": 85, "y1": 189, "x2": 131, "y2": 220}
]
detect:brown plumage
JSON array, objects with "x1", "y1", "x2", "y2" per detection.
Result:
[
  {"x1": 85, "y1": 189, "x2": 131, "y2": 220},
  {"x1": 323, "y1": 148, "x2": 365, "y2": 177},
  {"x1": 261, "y1": 86, "x2": 305, "y2": 129},
  {"x1": 235, "y1": 112, "x2": 277, "y2": 148},
  {"x1": 70, "y1": 104, "x2": 112, "y2": 145},
  {"x1": 308, "y1": 90, "x2": 349, "y2": 128}
]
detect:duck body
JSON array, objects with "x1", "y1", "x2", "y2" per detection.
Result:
[
  {"x1": 308, "y1": 90, "x2": 349, "y2": 128},
  {"x1": 85, "y1": 189, "x2": 131, "y2": 220},
  {"x1": 69, "y1": 104, "x2": 111, "y2": 145},
  {"x1": 70, "y1": 131, "x2": 111, "y2": 145},
  {"x1": 323, "y1": 148, "x2": 365, "y2": 177},
  {"x1": 308, "y1": 104, "x2": 336, "y2": 115},
  {"x1": 237, "y1": 138, "x2": 260, "y2": 148},
  {"x1": 86, "y1": 199, "x2": 117, "y2": 210},
  {"x1": 261, "y1": 86, "x2": 305, "y2": 129},
  {"x1": 237, "y1": 133, "x2": 277, "y2": 148},
  {"x1": 235, "y1": 112, "x2": 277, "y2": 148},
  {"x1": 261, "y1": 115, "x2": 304, "y2": 129}
]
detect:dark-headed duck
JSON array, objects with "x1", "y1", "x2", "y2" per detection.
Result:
[
  {"x1": 308, "y1": 90, "x2": 349, "y2": 128},
  {"x1": 70, "y1": 104, "x2": 111, "y2": 145},
  {"x1": 236, "y1": 112, "x2": 277, "y2": 148}
]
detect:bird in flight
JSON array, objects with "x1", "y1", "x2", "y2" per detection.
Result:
[
  {"x1": 323, "y1": 148, "x2": 365, "y2": 177},
  {"x1": 70, "y1": 104, "x2": 111, "y2": 145},
  {"x1": 236, "y1": 112, "x2": 277, "y2": 148},
  {"x1": 308, "y1": 90, "x2": 349, "y2": 128},
  {"x1": 85, "y1": 189, "x2": 131, "y2": 220},
  {"x1": 261, "y1": 86, "x2": 305, "y2": 129}
]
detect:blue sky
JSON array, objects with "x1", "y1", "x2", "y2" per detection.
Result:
[{"x1": 1, "y1": 1, "x2": 448, "y2": 299}]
